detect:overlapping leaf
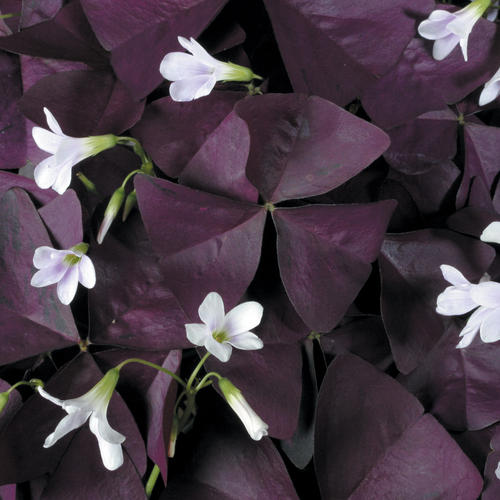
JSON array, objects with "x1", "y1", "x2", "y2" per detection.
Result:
[{"x1": 315, "y1": 354, "x2": 483, "y2": 499}]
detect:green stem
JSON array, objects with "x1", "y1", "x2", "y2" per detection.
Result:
[
  {"x1": 121, "y1": 169, "x2": 142, "y2": 189},
  {"x1": 185, "y1": 352, "x2": 211, "y2": 392},
  {"x1": 116, "y1": 358, "x2": 186, "y2": 387},
  {"x1": 145, "y1": 464, "x2": 160, "y2": 498},
  {"x1": 116, "y1": 136, "x2": 148, "y2": 163},
  {"x1": 7, "y1": 380, "x2": 41, "y2": 393},
  {"x1": 195, "y1": 371, "x2": 222, "y2": 392},
  {"x1": 0, "y1": 13, "x2": 17, "y2": 19}
]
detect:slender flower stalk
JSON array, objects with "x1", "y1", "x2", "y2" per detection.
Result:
[
  {"x1": 32, "y1": 108, "x2": 118, "y2": 194},
  {"x1": 31, "y1": 242, "x2": 96, "y2": 305},
  {"x1": 159, "y1": 36, "x2": 262, "y2": 102},
  {"x1": 418, "y1": 0, "x2": 492, "y2": 61}
]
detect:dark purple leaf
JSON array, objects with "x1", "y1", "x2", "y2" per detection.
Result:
[
  {"x1": 315, "y1": 354, "x2": 483, "y2": 499},
  {"x1": 163, "y1": 396, "x2": 298, "y2": 499},
  {"x1": 144, "y1": 350, "x2": 181, "y2": 481},
  {"x1": 457, "y1": 122, "x2": 500, "y2": 209},
  {"x1": 273, "y1": 200, "x2": 396, "y2": 332},
  {"x1": 384, "y1": 109, "x2": 458, "y2": 175},
  {"x1": 81, "y1": 0, "x2": 228, "y2": 98},
  {"x1": 280, "y1": 340, "x2": 317, "y2": 469},
  {"x1": 363, "y1": 23, "x2": 500, "y2": 128},
  {"x1": 0, "y1": 483, "x2": 15, "y2": 500},
  {"x1": 401, "y1": 323, "x2": 500, "y2": 431},
  {"x1": 320, "y1": 316, "x2": 393, "y2": 370},
  {"x1": 263, "y1": 0, "x2": 433, "y2": 106},
  {"x1": 135, "y1": 175, "x2": 266, "y2": 320},
  {"x1": 0, "y1": 51, "x2": 25, "y2": 169},
  {"x1": 380, "y1": 229, "x2": 495, "y2": 374},
  {"x1": 179, "y1": 110, "x2": 258, "y2": 203},
  {"x1": 235, "y1": 94, "x2": 390, "y2": 203},
  {"x1": 132, "y1": 92, "x2": 244, "y2": 177},
  {"x1": 89, "y1": 212, "x2": 190, "y2": 350},
  {"x1": 205, "y1": 342, "x2": 302, "y2": 439},
  {"x1": 20, "y1": 0, "x2": 62, "y2": 29},
  {"x1": 0, "y1": 188, "x2": 79, "y2": 365},
  {"x1": 21, "y1": 69, "x2": 144, "y2": 136},
  {"x1": 0, "y1": 354, "x2": 146, "y2": 485},
  {"x1": 38, "y1": 189, "x2": 83, "y2": 248},
  {"x1": 0, "y1": 169, "x2": 56, "y2": 205},
  {"x1": 483, "y1": 428, "x2": 500, "y2": 499},
  {"x1": 0, "y1": 1, "x2": 108, "y2": 67}
]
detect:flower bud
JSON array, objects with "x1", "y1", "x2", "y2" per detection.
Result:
[
  {"x1": 97, "y1": 187, "x2": 125, "y2": 244},
  {"x1": 168, "y1": 414, "x2": 179, "y2": 458},
  {"x1": 0, "y1": 392, "x2": 9, "y2": 414},
  {"x1": 122, "y1": 189, "x2": 137, "y2": 222},
  {"x1": 218, "y1": 378, "x2": 268, "y2": 440}
]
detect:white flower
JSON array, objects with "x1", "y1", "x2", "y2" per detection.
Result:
[
  {"x1": 479, "y1": 66, "x2": 500, "y2": 106},
  {"x1": 418, "y1": 0, "x2": 492, "y2": 62},
  {"x1": 30, "y1": 242, "x2": 96, "y2": 305},
  {"x1": 159, "y1": 36, "x2": 262, "y2": 102},
  {"x1": 436, "y1": 264, "x2": 500, "y2": 348},
  {"x1": 32, "y1": 108, "x2": 117, "y2": 194},
  {"x1": 37, "y1": 368, "x2": 124, "y2": 471},
  {"x1": 480, "y1": 221, "x2": 500, "y2": 242},
  {"x1": 496, "y1": 460, "x2": 500, "y2": 479},
  {"x1": 218, "y1": 378, "x2": 268, "y2": 440},
  {"x1": 185, "y1": 292, "x2": 264, "y2": 362}
]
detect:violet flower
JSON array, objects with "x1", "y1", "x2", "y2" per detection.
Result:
[
  {"x1": 185, "y1": 292, "x2": 264, "y2": 362},
  {"x1": 418, "y1": 0, "x2": 491, "y2": 61},
  {"x1": 32, "y1": 108, "x2": 117, "y2": 194},
  {"x1": 159, "y1": 36, "x2": 261, "y2": 102},
  {"x1": 30, "y1": 243, "x2": 96, "y2": 305}
]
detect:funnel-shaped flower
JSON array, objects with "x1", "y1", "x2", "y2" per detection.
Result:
[
  {"x1": 185, "y1": 292, "x2": 264, "y2": 362},
  {"x1": 436, "y1": 264, "x2": 500, "y2": 348},
  {"x1": 218, "y1": 378, "x2": 268, "y2": 440},
  {"x1": 159, "y1": 36, "x2": 262, "y2": 102},
  {"x1": 32, "y1": 108, "x2": 117, "y2": 194},
  {"x1": 31, "y1": 243, "x2": 96, "y2": 305},
  {"x1": 418, "y1": 0, "x2": 491, "y2": 61},
  {"x1": 37, "y1": 368, "x2": 125, "y2": 471}
]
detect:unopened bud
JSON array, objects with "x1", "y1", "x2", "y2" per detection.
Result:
[
  {"x1": 168, "y1": 414, "x2": 179, "y2": 458},
  {"x1": 97, "y1": 187, "x2": 125, "y2": 244},
  {"x1": 122, "y1": 189, "x2": 137, "y2": 222},
  {"x1": 0, "y1": 392, "x2": 9, "y2": 414}
]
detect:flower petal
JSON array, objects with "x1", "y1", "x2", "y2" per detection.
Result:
[
  {"x1": 185, "y1": 323, "x2": 210, "y2": 346},
  {"x1": 440, "y1": 264, "x2": 471, "y2": 286},
  {"x1": 456, "y1": 306, "x2": 489, "y2": 348},
  {"x1": 470, "y1": 281, "x2": 500, "y2": 308},
  {"x1": 198, "y1": 292, "x2": 225, "y2": 331},
  {"x1": 418, "y1": 10, "x2": 455, "y2": 40},
  {"x1": 89, "y1": 414, "x2": 124, "y2": 471},
  {"x1": 43, "y1": 107, "x2": 64, "y2": 135},
  {"x1": 436, "y1": 286, "x2": 478, "y2": 315},
  {"x1": 89, "y1": 412, "x2": 126, "y2": 444},
  {"x1": 479, "y1": 80, "x2": 500, "y2": 106},
  {"x1": 33, "y1": 156, "x2": 59, "y2": 190},
  {"x1": 33, "y1": 246, "x2": 64, "y2": 269},
  {"x1": 56, "y1": 265, "x2": 79, "y2": 305},
  {"x1": 159, "y1": 52, "x2": 213, "y2": 81},
  {"x1": 480, "y1": 308, "x2": 500, "y2": 343},
  {"x1": 31, "y1": 262, "x2": 67, "y2": 287},
  {"x1": 204, "y1": 335, "x2": 232, "y2": 362},
  {"x1": 32, "y1": 127, "x2": 62, "y2": 154},
  {"x1": 480, "y1": 221, "x2": 500, "y2": 243},
  {"x1": 43, "y1": 409, "x2": 91, "y2": 447},
  {"x1": 51, "y1": 166, "x2": 73, "y2": 195},
  {"x1": 38, "y1": 387, "x2": 65, "y2": 406},
  {"x1": 78, "y1": 255, "x2": 96, "y2": 289},
  {"x1": 433, "y1": 32, "x2": 460, "y2": 61},
  {"x1": 224, "y1": 301, "x2": 264, "y2": 336},
  {"x1": 169, "y1": 74, "x2": 216, "y2": 102},
  {"x1": 227, "y1": 331, "x2": 264, "y2": 350}
]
